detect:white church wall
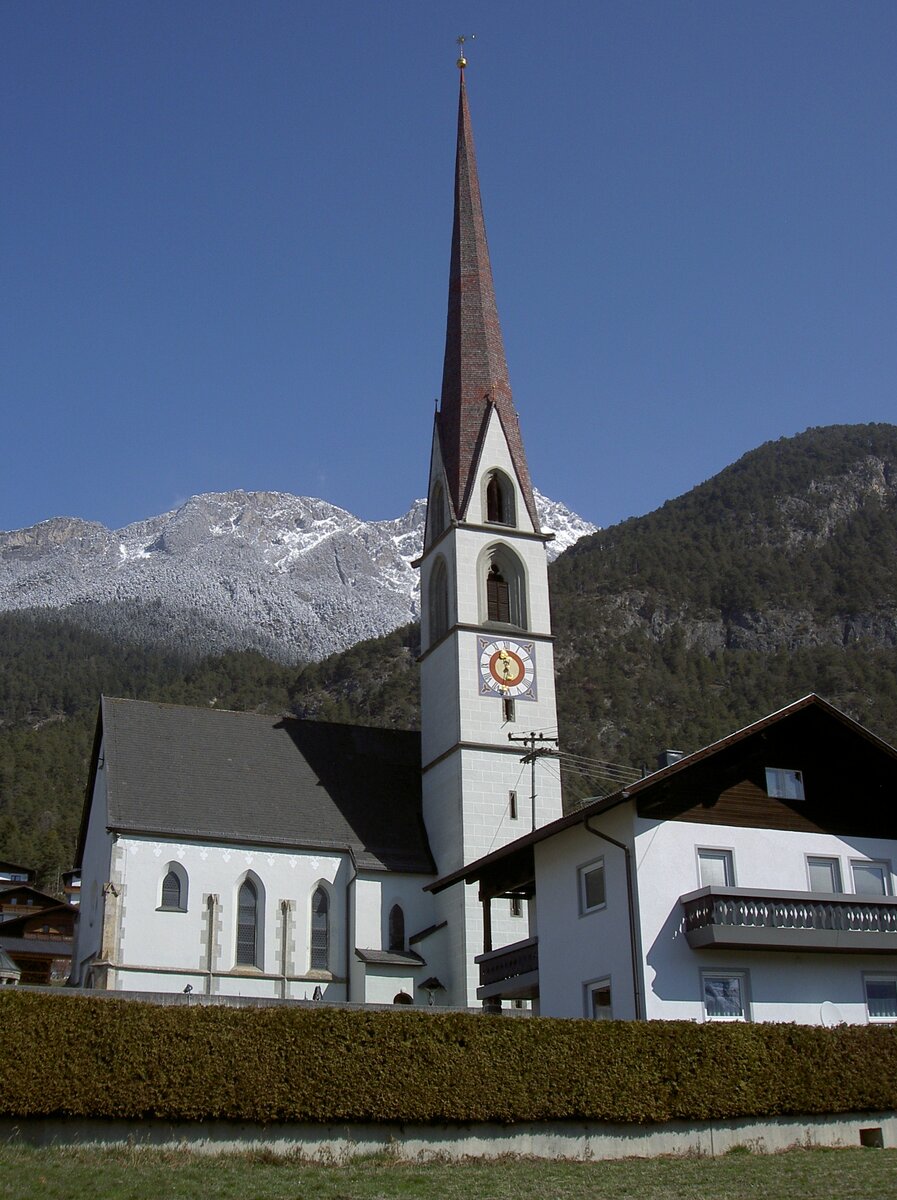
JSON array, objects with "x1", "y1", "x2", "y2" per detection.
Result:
[
  {"x1": 108, "y1": 837, "x2": 349, "y2": 997},
  {"x1": 70, "y1": 749, "x2": 114, "y2": 985},
  {"x1": 420, "y1": 637, "x2": 461, "y2": 767}
]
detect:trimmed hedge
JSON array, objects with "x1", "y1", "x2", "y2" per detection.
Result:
[{"x1": 2, "y1": 992, "x2": 896, "y2": 1125}]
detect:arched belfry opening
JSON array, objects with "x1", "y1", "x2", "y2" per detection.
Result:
[
  {"x1": 480, "y1": 544, "x2": 527, "y2": 628},
  {"x1": 429, "y1": 479, "x2": 448, "y2": 543},
  {"x1": 485, "y1": 470, "x2": 516, "y2": 527},
  {"x1": 428, "y1": 555, "x2": 450, "y2": 646}
]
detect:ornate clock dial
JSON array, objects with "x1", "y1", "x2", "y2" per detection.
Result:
[{"x1": 477, "y1": 637, "x2": 537, "y2": 700}]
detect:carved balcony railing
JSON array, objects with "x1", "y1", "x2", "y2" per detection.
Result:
[
  {"x1": 475, "y1": 936, "x2": 539, "y2": 999},
  {"x1": 681, "y1": 886, "x2": 897, "y2": 953}
]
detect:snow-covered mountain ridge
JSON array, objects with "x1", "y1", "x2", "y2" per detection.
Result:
[{"x1": 0, "y1": 491, "x2": 595, "y2": 663}]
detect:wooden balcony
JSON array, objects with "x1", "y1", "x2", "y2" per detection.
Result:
[
  {"x1": 681, "y1": 886, "x2": 897, "y2": 953},
  {"x1": 475, "y1": 936, "x2": 539, "y2": 1000}
]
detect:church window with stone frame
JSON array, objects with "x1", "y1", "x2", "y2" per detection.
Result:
[
  {"x1": 311, "y1": 886, "x2": 330, "y2": 970},
  {"x1": 388, "y1": 904, "x2": 405, "y2": 953},
  {"x1": 428, "y1": 556, "x2": 450, "y2": 645},
  {"x1": 236, "y1": 878, "x2": 259, "y2": 966},
  {"x1": 481, "y1": 544, "x2": 527, "y2": 628},
  {"x1": 485, "y1": 469, "x2": 516, "y2": 527},
  {"x1": 159, "y1": 863, "x2": 187, "y2": 912}
]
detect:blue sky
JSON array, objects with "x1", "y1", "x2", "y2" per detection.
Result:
[{"x1": 2, "y1": 2, "x2": 895, "y2": 534}]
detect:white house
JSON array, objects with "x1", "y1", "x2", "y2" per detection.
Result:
[{"x1": 431, "y1": 695, "x2": 897, "y2": 1025}]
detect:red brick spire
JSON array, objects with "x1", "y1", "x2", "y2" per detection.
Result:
[{"x1": 437, "y1": 72, "x2": 540, "y2": 532}]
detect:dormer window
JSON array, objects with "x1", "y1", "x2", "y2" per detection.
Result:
[
  {"x1": 485, "y1": 470, "x2": 515, "y2": 526},
  {"x1": 765, "y1": 767, "x2": 805, "y2": 801}
]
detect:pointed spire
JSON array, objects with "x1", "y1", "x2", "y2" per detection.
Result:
[{"x1": 436, "y1": 72, "x2": 540, "y2": 531}]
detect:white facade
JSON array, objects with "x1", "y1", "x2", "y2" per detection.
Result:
[
  {"x1": 72, "y1": 734, "x2": 450, "y2": 1004},
  {"x1": 533, "y1": 805, "x2": 897, "y2": 1025}
]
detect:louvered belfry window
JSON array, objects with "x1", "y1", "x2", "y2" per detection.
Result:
[
  {"x1": 161, "y1": 870, "x2": 181, "y2": 909},
  {"x1": 311, "y1": 886, "x2": 329, "y2": 970},
  {"x1": 487, "y1": 564, "x2": 511, "y2": 622},
  {"x1": 236, "y1": 879, "x2": 258, "y2": 965}
]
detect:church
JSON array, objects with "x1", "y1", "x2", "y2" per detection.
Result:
[{"x1": 70, "y1": 61, "x2": 563, "y2": 1008}]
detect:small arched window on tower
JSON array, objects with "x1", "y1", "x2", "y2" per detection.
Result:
[
  {"x1": 485, "y1": 470, "x2": 516, "y2": 527},
  {"x1": 429, "y1": 480, "x2": 448, "y2": 542},
  {"x1": 428, "y1": 556, "x2": 450, "y2": 645},
  {"x1": 388, "y1": 904, "x2": 405, "y2": 953},
  {"x1": 311, "y1": 886, "x2": 329, "y2": 971},
  {"x1": 482, "y1": 545, "x2": 527, "y2": 629}
]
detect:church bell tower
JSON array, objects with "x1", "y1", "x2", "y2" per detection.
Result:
[{"x1": 418, "y1": 60, "x2": 563, "y2": 1006}]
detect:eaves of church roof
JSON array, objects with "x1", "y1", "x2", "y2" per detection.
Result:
[
  {"x1": 436, "y1": 71, "x2": 540, "y2": 532},
  {"x1": 78, "y1": 697, "x2": 434, "y2": 876}
]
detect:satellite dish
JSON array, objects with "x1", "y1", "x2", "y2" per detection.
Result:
[{"x1": 820, "y1": 1001, "x2": 844, "y2": 1027}]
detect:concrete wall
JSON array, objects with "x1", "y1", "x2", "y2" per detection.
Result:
[{"x1": 6, "y1": 1111, "x2": 895, "y2": 1160}]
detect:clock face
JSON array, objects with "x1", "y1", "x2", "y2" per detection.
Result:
[{"x1": 477, "y1": 637, "x2": 537, "y2": 701}]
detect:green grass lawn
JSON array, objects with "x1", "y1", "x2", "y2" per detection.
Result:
[{"x1": 1, "y1": 1145, "x2": 895, "y2": 1200}]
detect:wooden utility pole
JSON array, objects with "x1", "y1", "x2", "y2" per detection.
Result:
[{"x1": 508, "y1": 731, "x2": 559, "y2": 830}]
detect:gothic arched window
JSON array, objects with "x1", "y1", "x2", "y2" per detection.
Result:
[
  {"x1": 159, "y1": 863, "x2": 187, "y2": 912},
  {"x1": 428, "y1": 556, "x2": 450, "y2": 645},
  {"x1": 485, "y1": 470, "x2": 516, "y2": 527},
  {"x1": 388, "y1": 904, "x2": 405, "y2": 953},
  {"x1": 311, "y1": 886, "x2": 329, "y2": 970},
  {"x1": 236, "y1": 878, "x2": 258, "y2": 966}
]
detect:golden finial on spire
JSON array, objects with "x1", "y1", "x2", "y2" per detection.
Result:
[{"x1": 456, "y1": 34, "x2": 475, "y2": 70}]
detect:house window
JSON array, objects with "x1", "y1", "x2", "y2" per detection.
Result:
[
  {"x1": 807, "y1": 856, "x2": 842, "y2": 893},
  {"x1": 586, "y1": 978, "x2": 613, "y2": 1020},
  {"x1": 509, "y1": 896, "x2": 524, "y2": 918},
  {"x1": 697, "y1": 848, "x2": 735, "y2": 888},
  {"x1": 388, "y1": 904, "x2": 405, "y2": 953},
  {"x1": 311, "y1": 886, "x2": 329, "y2": 970},
  {"x1": 703, "y1": 971, "x2": 749, "y2": 1021},
  {"x1": 159, "y1": 863, "x2": 188, "y2": 912},
  {"x1": 765, "y1": 767, "x2": 805, "y2": 801},
  {"x1": 485, "y1": 470, "x2": 516, "y2": 526},
  {"x1": 864, "y1": 975, "x2": 897, "y2": 1022},
  {"x1": 509, "y1": 790, "x2": 518, "y2": 820},
  {"x1": 851, "y1": 860, "x2": 891, "y2": 897},
  {"x1": 579, "y1": 858, "x2": 606, "y2": 915},
  {"x1": 236, "y1": 879, "x2": 258, "y2": 966}
]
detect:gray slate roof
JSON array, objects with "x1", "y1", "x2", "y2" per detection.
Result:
[{"x1": 96, "y1": 698, "x2": 433, "y2": 874}]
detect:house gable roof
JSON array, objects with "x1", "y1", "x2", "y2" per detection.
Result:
[
  {"x1": 428, "y1": 695, "x2": 897, "y2": 895},
  {"x1": 82, "y1": 697, "x2": 433, "y2": 875}
]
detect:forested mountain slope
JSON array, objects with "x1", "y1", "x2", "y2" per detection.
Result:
[{"x1": 3, "y1": 423, "x2": 896, "y2": 887}]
